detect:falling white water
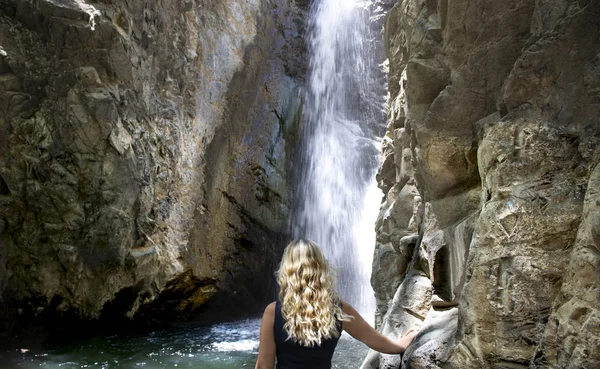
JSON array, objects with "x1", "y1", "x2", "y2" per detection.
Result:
[{"x1": 292, "y1": 0, "x2": 388, "y2": 320}]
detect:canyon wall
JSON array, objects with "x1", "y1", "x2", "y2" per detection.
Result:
[
  {"x1": 365, "y1": 0, "x2": 600, "y2": 368},
  {"x1": 0, "y1": 0, "x2": 306, "y2": 333}
]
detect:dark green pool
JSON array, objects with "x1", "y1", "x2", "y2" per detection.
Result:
[{"x1": 0, "y1": 319, "x2": 368, "y2": 368}]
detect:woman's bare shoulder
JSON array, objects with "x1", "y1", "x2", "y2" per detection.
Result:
[{"x1": 263, "y1": 301, "x2": 276, "y2": 316}]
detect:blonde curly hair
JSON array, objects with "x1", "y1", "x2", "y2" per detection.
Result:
[{"x1": 276, "y1": 239, "x2": 352, "y2": 347}]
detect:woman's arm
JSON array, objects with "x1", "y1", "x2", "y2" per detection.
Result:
[
  {"x1": 255, "y1": 302, "x2": 276, "y2": 369},
  {"x1": 342, "y1": 302, "x2": 417, "y2": 354}
]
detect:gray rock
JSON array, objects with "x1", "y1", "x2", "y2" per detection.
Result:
[
  {"x1": 401, "y1": 307, "x2": 458, "y2": 369},
  {"x1": 368, "y1": 0, "x2": 600, "y2": 367},
  {"x1": 0, "y1": 0, "x2": 307, "y2": 331}
]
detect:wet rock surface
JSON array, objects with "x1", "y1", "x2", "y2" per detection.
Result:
[
  {"x1": 367, "y1": 0, "x2": 600, "y2": 368},
  {"x1": 0, "y1": 0, "x2": 307, "y2": 333}
]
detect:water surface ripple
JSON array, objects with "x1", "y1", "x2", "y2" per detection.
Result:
[{"x1": 0, "y1": 320, "x2": 368, "y2": 369}]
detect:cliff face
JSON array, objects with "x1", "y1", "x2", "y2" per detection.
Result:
[
  {"x1": 0, "y1": 0, "x2": 305, "y2": 332},
  {"x1": 366, "y1": 0, "x2": 600, "y2": 368}
]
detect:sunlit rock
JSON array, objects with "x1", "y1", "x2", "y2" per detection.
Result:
[{"x1": 369, "y1": 0, "x2": 600, "y2": 367}]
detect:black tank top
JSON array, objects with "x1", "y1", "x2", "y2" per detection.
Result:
[{"x1": 273, "y1": 300, "x2": 343, "y2": 369}]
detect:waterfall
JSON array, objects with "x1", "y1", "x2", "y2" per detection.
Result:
[{"x1": 292, "y1": 0, "x2": 388, "y2": 318}]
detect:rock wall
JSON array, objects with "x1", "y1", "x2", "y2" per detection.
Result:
[
  {"x1": 0, "y1": 0, "x2": 306, "y2": 333},
  {"x1": 365, "y1": 0, "x2": 600, "y2": 368}
]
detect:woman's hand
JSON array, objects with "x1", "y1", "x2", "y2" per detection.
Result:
[
  {"x1": 398, "y1": 329, "x2": 418, "y2": 348},
  {"x1": 404, "y1": 329, "x2": 418, "y2": 338}
]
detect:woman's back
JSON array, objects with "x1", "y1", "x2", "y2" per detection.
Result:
[
  {"x1": 254, "y1": 240, "x2": 418, "y2": 369},
  {"x1": 273, "y1": 300, "x2": 342, "y2": 369}
]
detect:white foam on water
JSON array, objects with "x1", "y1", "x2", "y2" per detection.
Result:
[
  {"x1": 211, "y1": 340, "x2": 259, "y2": 352},
  {"x1": 207, "y1": 319, "x2": 261, "y2": 353}
]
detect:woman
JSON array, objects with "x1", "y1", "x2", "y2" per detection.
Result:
[{"x1": 255, "y1": 239, "x2": 418, "y2": 369}]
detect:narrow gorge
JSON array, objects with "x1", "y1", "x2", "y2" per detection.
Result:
[{"x1": 0, "y1": 0, "x2": 599, "y2": 369}]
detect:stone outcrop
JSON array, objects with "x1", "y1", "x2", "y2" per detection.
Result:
[
  {"x1": 366, "y1": 0, "x2": 600, "y2": 368},
  {"x1": 0, "y1": 0, "x2": 306, "y2": 333}
]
